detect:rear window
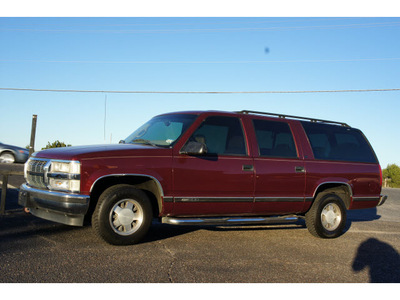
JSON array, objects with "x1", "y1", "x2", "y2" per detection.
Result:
[{"x1": 301, "y1": 122, "x2": 378, "y2": 163}]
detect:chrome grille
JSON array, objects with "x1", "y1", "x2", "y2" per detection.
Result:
[{"x1": 26, "y1": 159, "x2": 49, "y2": 189}]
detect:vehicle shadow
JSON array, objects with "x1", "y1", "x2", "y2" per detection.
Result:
[
  {"x1": 352, "y1": 238, "x2": 400, "y2": 283},
  {"x1": 347, "y1": 207, "x2": 380, "y2": 222},
  {"x1": 142, "y1": 222, "x2": 201, "y2": 244},
  {"x1": 1, "y1": 188, "x2": 21, "y2": 211},
  {"x1": 0, "y1": 211, "x2": 87, "y2": 253},
  {"x1": 142, "y1": 219, "x2": 306, "y2": 244},
  {"x1": 344, "y1": 207, "x2": 380, "y2": 234}
]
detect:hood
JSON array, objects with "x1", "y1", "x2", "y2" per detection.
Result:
[
  {"x1": 1, "y1": 143, "x2": 28, "y2": 152},
  {"x1": 33, "y1": 144, "x2": 170, "y2": 161}
]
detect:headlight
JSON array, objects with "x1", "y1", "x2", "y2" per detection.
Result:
[
  {"x1": 47, "y1": 160, "x2": 81, "y2": 193},
  {"x1": 51, "y1": 161, "x2": 80, "y2": 174}
]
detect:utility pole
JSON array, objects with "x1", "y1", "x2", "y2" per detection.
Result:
[
  {"x1": 29, "y1": 114, "x2": 37, "y2": 157},
  {"x1": 104, "y1": 94, "x2": 107, "y2": 142}
]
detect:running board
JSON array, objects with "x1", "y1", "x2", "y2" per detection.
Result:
[{"x1": 161, "y1": 215, "x2": 299, "y2": 226}]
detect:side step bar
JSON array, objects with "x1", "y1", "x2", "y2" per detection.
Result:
[{"x1": 161, "y1": 215, "x2": 299, "y2": 226}]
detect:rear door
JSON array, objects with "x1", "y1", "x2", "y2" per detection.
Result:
[{"x1": 251, "y1": 118, "x2": 306, "y2": 214}]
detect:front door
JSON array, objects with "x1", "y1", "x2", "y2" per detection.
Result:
[{"x1": 173, "y1": 115, "x2": 254, "y2": 216}]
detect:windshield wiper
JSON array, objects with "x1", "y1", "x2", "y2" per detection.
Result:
[{"x1": 130, "y1": 139, "x2": 158, "y2": 147}]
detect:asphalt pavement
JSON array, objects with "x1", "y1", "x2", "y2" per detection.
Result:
[{"x1": 1, "y1": 164, "x2": 399, "y2": 283}]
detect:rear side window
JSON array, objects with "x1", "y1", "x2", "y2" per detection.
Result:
[
  {"x1": 301, "y1": 122, "x2": 378, "y2": 163},
  {"x1": 253, "y1": 119, "x2": 297, "y2": 158}
]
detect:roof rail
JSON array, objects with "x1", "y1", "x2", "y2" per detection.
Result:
[{"x1": 236, "y1": 110, "x2": 350, "y2": 127}]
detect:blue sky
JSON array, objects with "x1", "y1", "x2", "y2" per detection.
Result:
[{"x1": 0, "y1": 16, "x2": 399, "y2": 168}]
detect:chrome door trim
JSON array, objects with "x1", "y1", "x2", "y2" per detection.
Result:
[{"x1": 174, "y1": 197, "x2": 253, "y2": 203}]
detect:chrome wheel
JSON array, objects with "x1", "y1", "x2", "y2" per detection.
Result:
[
  {"x1": 109, "y1": 199, "x2": 144, "y2": 236},
  {"x1": 0, "y1": 153, "x2": 15, "y2": 163},
  {"x1": 321, "y1": 203, "x2": 342, "y2": 231}
]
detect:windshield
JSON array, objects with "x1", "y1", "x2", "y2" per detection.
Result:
[{"x1": 124, "y1": 114, "x2": 197, "y2": 147}]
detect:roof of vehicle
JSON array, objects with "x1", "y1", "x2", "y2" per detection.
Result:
[
  {"x1": 158, "y1": 110, "x2": 350, "y2": 127},
  {"x1": 237, "y1": 110, "x2": 350, "y2": 127}
]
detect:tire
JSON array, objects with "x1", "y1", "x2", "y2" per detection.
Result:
[
  {"x1": 0, "y1": 152, "x2": 15, "y2": 164},
  {"x1": 305, "y1": 192, "x2": 347, "y2": 238},
  {"x1": 92, "y1": 184, "x2": 153, "y2": 245}
]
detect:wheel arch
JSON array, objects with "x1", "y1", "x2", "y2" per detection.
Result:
[
  {"x1": 0, "y1": 149, "x2": 15, "y2": 156},
  {"x1": 312, "y1": 182, "x2": 353, "y2": 209},
  {"x1": 88, "y1": 174, "x2": 164, "y2": 219}
]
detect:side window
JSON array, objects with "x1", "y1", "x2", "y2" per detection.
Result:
[
  {"x1": 307, "y1": 133, "x2": 331, "y2": 159},
  {"x1": 253, "y1": 119, "x2": 297, "y2": 158},
  {"x1": 188, "y1": 116, "x2": 247, "y2": 156},
  {"x1": 301, "y1": 122, "x2": 378, "y2": 163}
]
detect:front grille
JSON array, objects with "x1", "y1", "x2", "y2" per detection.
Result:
[{"x1": 26, "y1": 158, "x2": 49, "y2": 189}]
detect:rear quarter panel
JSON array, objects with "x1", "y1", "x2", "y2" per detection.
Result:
[{"x1": 304, "y1": 160, "x2": 381, "y2": 210}]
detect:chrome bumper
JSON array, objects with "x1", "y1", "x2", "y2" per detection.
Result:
[
  {"x1": 378, "y1": 195, "x2": 388, "y2": 206},
  {"x1": 18, "y1": 183, "x2": 90, "y2": 226}
]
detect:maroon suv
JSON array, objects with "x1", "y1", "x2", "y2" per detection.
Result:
[{"x1": 19, "y1": 110, "x2": 387, "y2": 245}]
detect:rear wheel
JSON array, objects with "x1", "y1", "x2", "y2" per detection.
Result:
[
  {"x1": 92, "y1": 185, "x2": 153, "y2": 245},
  {"x1": 305, "y1": 192, "x2": 347, "y2": 238}
]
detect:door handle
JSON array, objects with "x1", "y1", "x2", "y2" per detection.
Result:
[
  {"x1": 295, "y1": 166, "x2": 305, "y2": 173},
  {"x1": 242, "y1": 164, "x2": 254, "y2": 172}
]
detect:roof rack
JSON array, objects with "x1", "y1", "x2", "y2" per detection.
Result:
[{"x1": 237, "y1": 110, "x2": 350, "y2": 127}]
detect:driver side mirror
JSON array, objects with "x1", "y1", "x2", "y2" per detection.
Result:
[{"x1": 180, "y1": 141, "x2": 208, "y2": 156}]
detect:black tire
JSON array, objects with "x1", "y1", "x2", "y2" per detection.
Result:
[
  {"x1": 305, "y1": 192, "x2": 347, "y2": 238},
  {"x1": 92, "y1": 184, "x2": 153, "y2": 245}
]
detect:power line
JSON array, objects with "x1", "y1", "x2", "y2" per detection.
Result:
[
  {"x1": 1, "y1": 21, "x2": 400, "y2": 33},
  {"x1": 1, "y1": 87, "x2": 400, "y2": 94},
  {"x1": 1, "y1": 57, "x2": 400, "y2": 64},
  {"x1": 1, "y1": 18, "x2": 358, "y2": 28}
]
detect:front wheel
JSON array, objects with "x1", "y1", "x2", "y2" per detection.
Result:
[
  {"x1": 0, "y1": 152, "x2": 15, "y2": 163},
  {"x1": 305, "y1": 193, "x2": 347, "y2": 238},
  {"x1": 92, "y1": 185, "x2": 153, "y2": 245}
]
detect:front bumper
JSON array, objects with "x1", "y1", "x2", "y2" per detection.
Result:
[{"x1": 18, "y1": 183, "x2": 90, "y2": 226}]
